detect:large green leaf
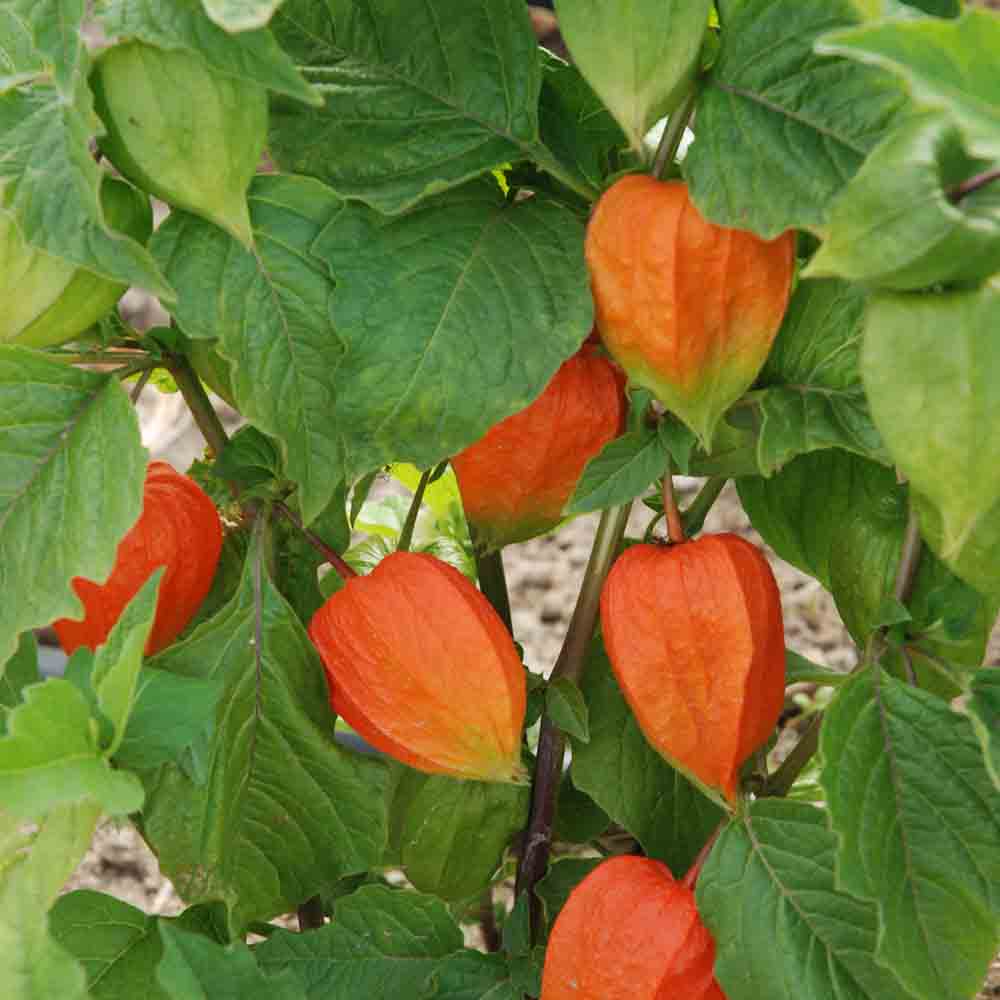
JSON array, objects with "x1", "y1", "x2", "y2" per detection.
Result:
[
  {"x1": 696, "y1": 799, "x2": 915, "y2": 1000},
  {"x1": 749, "y1": 278, "x2": 888, "y2": 474},
  {"x1": 49, "y1": 891, "x2": 170, "y2": 1000},
  {"x1": 862, "y1": 286, "x2": 1000, "y2": 563},
  {"x1": 95, "y1": 0, "x2": 316, "y2": 104},
  {"x1": 151, "y1": 175, "x2": 343, "y2": 525},
  {"x1": 821, "y1": 670, "x2": 1000, "y2": 1000},
  {"x1": 0, "y1": 83, "x2": 171, "y2": 297},
  {"x1": 0, "y1": 801, "x2": 99, "y2": 1000},
  {"x1": 254, "y1": 886, "x2": 464, "y2": 999},
  {"x1": 554, "y1": 0, "x2": 712, "y2": 152},
  {"x1": 0, "y1": 349, "x2": 145, "y2": 665},
  {"x1": 0, "y1": 0, "x2": 85, "y2": 94},
  {"x1": 202, "y1": 0, "x2": 285, "y2": 32},
  {"x1": 684, "y1": 0, "x2": 908, "y2": 237},
  {"x1": 806, "y1": 114, "x2": 1000, "y2": 289},
  {"x1": 0, "y1": 632, "x2": 39, "y2": 735},
  {"x1": 387, "y1": 770, "x2": 529, "y2": 902},
  {"x1": 312, "y1": 178, "x2": 592, "y2": 481},
  {"x1": 269, "y1": 0, "x2": 547, "y2": 212},
  {"x1": 819, "y1": 9, "x2": 1000, "y2": 163},
  {"x1": 157, "y1": 924, "x2": 303, "y2": 1000},
  {"x1": 140, "y1": 537, "x2": 390, "y2": 933},
  {"x1": 569, "y1": 639, "x2": 724, "y2": 875},
  {"x1": 0, "y1": 7, "x2": 43, "y2": 88}
]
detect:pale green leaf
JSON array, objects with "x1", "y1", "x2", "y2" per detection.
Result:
[
  {"x1": 202, "y1": 0, "x2": 285, "y2": 32},
  {"x1": 0, "y1": 349, "x2": 145, "y2": 666},
  {"x1": 958, "y1": 668, "x2": 1000, "y2": 791},
  {"x1": 819, "y1": 9, "x2": 1000, "y2": 163},
  {"x1": 862, "y1": 286, "x2": 1000, "y2": 562},
  {"x1": 697, "y1": 799, "x2": 915, "y2": 1000},
  {"x1": 807, "y1": 113, "x2": 1000, "y2": 289},
  {"x1": 0, "y1": 84, "x2": 172, "y2": 296},
  {"x1": 95, "y1": 0, "x2": 316, "y2": 104},
  {"x1": 821, "y1": 670, "x2": 1000, "y2": 1000},
  {"x1": 684, "y1": 0, "x2": 908, "y2": 237},
  {"x1": 0, "y1": 801, "x2": 99, "y2": 1000},
  {"x1": 1, "y1": 0, "x2": 86, "y2": 94},
  {"x1": 0, "y1": 8, "x2": 43, "y2": 88},
  {"x1": 269, "y1": 0, "x2": 545, "y2": 213},
  {"x1": 254, "y1": 886, "x2": 464, "y2": 998},
  {"x1": 140, "y1": 537, "x2": 389, "y2": 933},
  {"x1": 554, "y1": 0, "x2": 712, "y2": 151}
]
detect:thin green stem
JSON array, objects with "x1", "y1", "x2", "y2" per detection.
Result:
[
  {"x1": 652, "y1": 89, "x2": 697, "y2": 179},
  {"x1": 514, "y1": 502, "x2": 632, "y2": 941},
  {"x1": 129, "y1": 367, "x2": 153, "y2": 404},
  {"x1": 169, "y1": 354, "x2": 230, "y2": 457},
  {"x1": 473, "y1": 538, "x2": 513, "y2": 635},
  {"x1": 681, "y1": 477, "x2": 727, "y2": 538},
  {"x1": 397, "y1": 467, "x2": 432, "y2": 553}
]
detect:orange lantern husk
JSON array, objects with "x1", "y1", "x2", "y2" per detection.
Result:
[
  {"x1": 54, "y1": 461, "x2": 223, "y2": 656},
  {"x1": 600, "y1": 533, "x2": 786, "y2": 806},
  {"x1": 586, "y1": 175, "x2": 795, "y2": 449},
  {"x1": 541, "y1": 855, "x2": 726, "y2": 1000},
  {"x1": 452, "y1": 342, "x2": 626, "y2": 552},
  {"x1": 309, "y1": 551, "x2": 527, "y2": 783}
]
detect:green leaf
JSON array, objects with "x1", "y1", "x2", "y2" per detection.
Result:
[
  {"x1": 570, "y1": 639, "x2": 724, "y2": 874},
  {"x1": 91, "y1": 572, "x2": 160, "y2": 755},
  {"x1": 49, "y1": 890, "x2": 169, "y2": 1000},
  {"x1": 114, "y1": 668, "x2": 222, "y2": 775},
  {"x1": 821, "y1": 669, "x2": 1000, "y2": 1000},
  {"x1": 214, "y1": 427, "x2": 282, "y2": 491},
  {"x1": 0, "y1": 349, "x2": 145, "y2": 665},
  {"x1": 696, "y1": 799, "x2": 915, "y2": 1000},
  {"x1": 807, "y1": 113, "x2": 1000, "y2": 289},
  {"x1": 1, "y1": 0, "x2": 86, "y2": 95},
  {"x1": 553, "y1": 771, "x2": 611, "y2": 843},
  {"x1": 202, "y1": 0, "x2": 285, "y2": 32},
  {"x1": 535, "y1": 857, "x2": 603, "y2": 938},
  {"x1": 151, "y1": 174, "x2": 343, "y2": 524},
  {"x1": 0, "y1": 800, "x2": 100, "y2": 1000},
  {"x1": 0, "y1": 7, "x2": 43, "y2": 88},
  {"x1": 537, "y1": 52, "x2": 628, "y2": 197},
  {"x1": 95, "y1": 0, "x2": 316, "y2": 105},
  {"x1": 784, "y1": 649, "x2": 850, "y2": 686},
  {"x1": 269, "y1": 0, "x2": 543, "y2": 213},
  {"x1": 862, "y1": 286, "x2": 1000, "y2": 563},
  {"x1": 958, "y1": 668, "x2": 1000, "y2": 791},
  {"x1": 394, "y1": 773, "x2": 529, "y2": 902},
  {"x1": 819, "y1": 9, "x2": 1000, "y2": 163},
  {"x1": 254, "y1": 886, "x2": 464, "y2": 998},
  {"x1": 0, "y1": 632, "x2": 39, "y2": 735},
  {"x1": 140, "y1": 537, "x2": 390, "y2": 933},
  {"x1": 312, "y1": 179, "x2": 592, "y2": 484},
  {"x1": 419, "y1": 950, "x2": 519, "y2": 1000},
  {"x1": 157, "y1": 923, "x2": 303, "y2": 1000},
  {"x1": 554, "y1": 0, "x2": 712, "y2": 152},
  {"x1": 564, "y1": 426, "x2": 666, "y2": 514},
  {"x1": 684, "y1": 0, "x2": 908, "y2": 237},
  {"x1": 750, "y1": 278, "x2": 889, "y2": 474},
  {"x1": 545, "y1": 677, "x2": 589, "y2": 742},
  {"x1": 0, "y1": 679, "x2": 144, "y2": 818},
  {"x1": 0, "y1": 84, "x2": 171, "y2": 297}
]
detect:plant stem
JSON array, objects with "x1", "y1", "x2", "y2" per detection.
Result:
[
  {"x1": 169, "y1": 354, "x2": 230, "y2": 458},
  {"x1": 397, "y1": 467, "x2": 432, "y2": 553},
  {"x1": 662, "y1": 466, "x2": 685, "y2": 543},
  {"x1": 948, "y1": 167, "x2": 1000, "y2": 203},
  {"x1": 893, "y1": 504, "x2": 923, "y2": 606},
  {"x1": 514, "y1": 502, "x2": 632, "y2": 940},
  {"x1": 473, "y1": 540, "x2": 513, "y2": 635},
  {"x1": 763, "y1": 713, "x2": 822, "y2": 798},
  {"x1": 681, "y1": 821, "x2": 724, "y2": 891},
  {"x1": 297, "y1": 895, "x2": 325, "y2": 932},
  {"x1": 275, "y1": 500, "x2": 357, "y2": 583},
  {"x1": 652, "y1": 89, "x2": 697, "y2": 179},
  {"x1": 129, "y1": 367, "x2": 153, "y2": 404},
  {"x1": 681, "y1": 476, "x2": 727, "y2": 538}
]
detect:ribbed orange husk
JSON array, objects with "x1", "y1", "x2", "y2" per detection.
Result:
[
  {"x1": 600, "y1": 533, "x2": 785, "y2": 805},
  {"x1": 308, "y1": 552, "x2": 527, "y2": 783},
  {"x1": 541, "y1": 856, "x2": 726, "y2": 1000},
  {"x1": 585, "y1": 175, "x2": 795, "y2": 447},
  {"x1": 54, "y1": 461, "x2": 223, "y2": 656},
  {"x1": 452, "y1": 343, "x2": 626, "y2": 551}
]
